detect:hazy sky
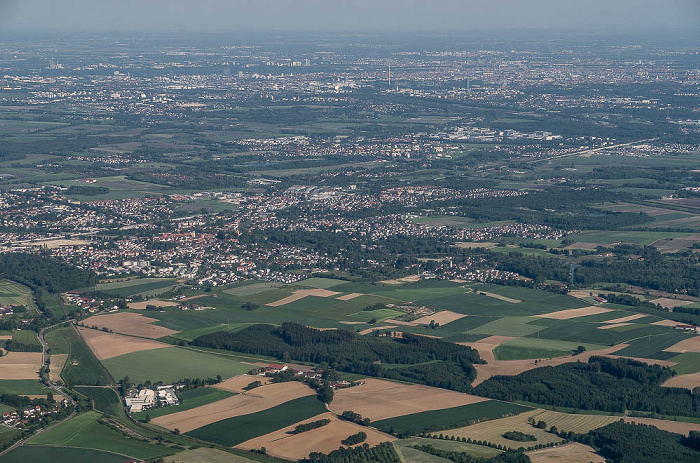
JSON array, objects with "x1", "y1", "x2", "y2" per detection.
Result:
[{"x1": 0, "y1": 0, "x2": 698, "y2": 33}]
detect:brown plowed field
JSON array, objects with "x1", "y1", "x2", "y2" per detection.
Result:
[
  {"x1": 329, "y1": 378, "x2": 487, "y2": 422},
  {"x1": 267, "y1": 289, "x2": 341, "y2": 307},
  {"x1": 664, "y1": 336, "x2": 700, "y2": 353},
  {"x1": 624, "y1": 417, "x2": 700, "y2": 436},
  {"x1": 414, "y1": 310, "x2": 467, "y2": 326},
  {"x1": 535, "y1": 306, "x2": 612, "y2": 320},
  {"x1": 152, "y1": 381, "x2": 316, "y2": 433},
  {"x1": 213, "y1": 374, "x2": 272, "y2": 393},
  {"x1": 0, "y1": 352, "x2": 42, "y2": 380},
  {"x1": 458, "y1": 335, "x2": 517, "y2": 364},
  {"x1": 78, "y1": 327, "x2": 171, "y2": 360},
  {"x1": 83, "y1": 312, "x2": 179, "y2": 339},
  {"x1": 527, "y1": 442, "x2": 604, "y2": 463},
  {"x1": 49, "y1": 354, "x2": 68, "y2": 383},
  {"x1": 237, "y1": 412, "x2": 394, "y2": 460},
  {"x1": 662, "y1": 372, "x2": 700, "y2": 390}
]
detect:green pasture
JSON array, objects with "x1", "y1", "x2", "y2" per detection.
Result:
[
  {"x1": 0, "y1": 446, "x2": 130, "y2": 463},
  {"x1": 297, "y1": 277, "x2": 348, "y2": 289},
  {"x1": 96, "y1": 278, "x2": 177, "y2": 297},
  {"x1": 0, "y1": 379, "x2": 51, "y2": 396},
  {"x1": 0, "y1": 279, "x2": 36, "y2": 312},
  {"x1": 494, "y1": 338, "x2": 608, "y2": 361},
  {"x1": 223, "y1": 282, "x2": 282, "y2": 297},
  {"x1": 612, "y1": 332, "x2": 694, "y2": 359},
  {"x1": 131, "y1": 387, "x2": 234, "y2": 421},
  {"x1": 28, "y1": 411, "x2": 175, "y2": 460},
  {"x1": 74, "y1": 386, "x2": 123, "y2": 417},
  {"x1": 101, "y1": 346, "x2": 251, "y2": 384},
  {"x1": 395, "y1": 437, "x2": 502, "y2": 458},
  {"x1": 11, "y1": 329, "x2": 41, "y2": 347},
  {"x1": 667, "y1": 353, "x2": 700, "y2": 375},
  {"x1": 187, "y1": 395, "x2": 327, "y2": 446},
  {"x1": 373, "y1": 400, "x2": 531, "y2": 435},
  {"x1": 48, "y1": 326, "x2": 113, "y2": 386}
]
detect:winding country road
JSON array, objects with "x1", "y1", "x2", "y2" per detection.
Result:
[{"x1": 0, "y1": 320, "x2": 78, "y2": 458}]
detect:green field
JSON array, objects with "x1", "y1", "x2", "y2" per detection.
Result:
[
  {"x1": 10, "y1": 329, "x2": 41, "y2": 348},
  {"x1": 96, "y1": 278, "x2": 177, "y2": 297},
  {"x1": 0, "y1": 279, "x2": 36, "y2": 312},
  {"x1": 101, "y1": 346, "x2": 252, "y2": 384},
  {"x1": 0, "y1": 446, "x2": 130, "y2": 463},
  {"x1": 0, "y1": 379, "x2": 51, "y2": 396},
  {"x1": 74, "y1": 386, "x2": 123, "y2": 416},
  {"x1": 394, "y1": 437, "x2": 502, "y2": 458},
  {"x1": 48, "y1": 326, "x2": 113, "y2": 386},
  {"x1": 186, "y1": 395, "x2": 327, "y2": 446},
  {"x1": 131, "y1": 387, "x2": 235, "y2": 421},
  {"x1": 28, "y1": 411, "x2": 178, "y2": 460},
  {"x1": 373, "y1": 401, "x2": 531, "y2": 435},
  {"x1": 0, "y1": 422, "x2": 20, "y2": 448},
  {"x1": 668, "y1": 352, "x2": 700, "y2": 375},
  {"x1": 494, "y1": 338, "x2": 608, "y2": 361}
]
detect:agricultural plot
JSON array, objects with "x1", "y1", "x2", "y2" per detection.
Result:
[
  {"x1": 395, "y1": 437, "x2": 502, "y2": 459},
  {"x1": 49, "y1": 326, "x2": 113, "y2": 386},
  {"x1": 330, "y1": 378, "x2": 488, "y2": 422},
  {"x1": 158, "y1": 447, "x2": 257, "y2": 463},
  {"x1": 0, "y1": 352, "x2": 42, "y2": 380},
  {"x1": 0, "y1": 279, "x2": 36, "y2": 312},
  {"x1": 78, "y1": 327, "x2": 171, "y2": 360},
  {"x1": 493, "y1": 338, "x2": 608, "y2": 361},
  {"x1": 0, "y1": 379, "x2": 51, "y2": 396},
  {"x1": 83, "y1": 312, "x2": 179, "y2": 339},
  {"x1": 11, "y1": 329, "x2": 41, "y2": 348},
  {"x1": 101, "y1": 346, "x2": 252, "y2": 384},
  {"x1": 440, "y1": 409, "x2": 563, "y2": 449},
  {"x1": 527, "y1": 442, "x2": 604, "y2": 463},
  {"x1": 186, "y1": 395, "x2": 328, "y2": 447},
  {"x1": 28, "y1": 411, "x2": 177, "y2": 460},
  {"x1": 0, "y1": 446, "x2": 132, "y2": 463},
  {"x1": 131, "y1": 387, "x2": 234, "y2": 421},
  {"x1": 529, "y1": 410, "x2": 620, "y2": 434},
  {"x1": 374, "y1": 400, "x2": 531, "y2": 436},
  {"x1": 623, "y1": 417, "x2": 700, "y2": 436},
  {"x1": 96, "y1": 278, "x2": 177, "y2": 297},
  {"x1": 74, "y1": 386, "x2": 123, "y2": 416},
  {"x1": 153, "y1": 381, "x2": 316, "y2": 432},
  {"x1": 238, "y1": 412, "x2": 394, "y2": 460},
  {"x1": 223, "y1": 281, "x2": 282, "y2": 297}
]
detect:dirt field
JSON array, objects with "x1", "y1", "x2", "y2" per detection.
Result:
[
  {"x1": 624, "y1": 417, "x2": 700, "y2": 436},
  {"x1": 567, "y1": 290, "x2": 595, "y2": 300},
  {"x1": 237, "y1": 412, "x2": 395, "y2": 460},
  {"x1": 535, "y1": 306, "x2": 612, "y2": 320},
  {"x1": 601, "y1": 314, "x2": 647, "y2": 324},
  {"x1": 152, "y1": 381, "x2": 316, "y2": 433},
  {"x1": 78, "y1": 327, "x2": 171, "y2": 360},
  {"x1": 531, "y1": 410, "x2": 620, "y2": 434},
  {"x1": 414, "y1": 310, "x2": 467, "y2": 326},
  {"x1": 383, "y1": 319, "x2": 418, "y2": 326},
  {"x1": 662, "y1": 372, "x2": 700, "y2": 390},
  {"x1": 664, "y1": 337, "x2": 700, "y2": 353},
  {"x1": 472, "y1": 344, "x2": 627, "y2": 386},
  {"x1": 650, "y1": 298, "x2": 693, "y2": 309},
  {"x1": 213, "y1": 374, "x2": 273, "y2": 393},
  {"x1": 527, "y1": 443, "x2": 604, "y2": 463},
  {"x1": 329, "y1": 378, "x2": 487, "y2": 422},
  {"x1": 49, "y1": 354, "x2": 68, "y2": 383},
  {"x1": 83, "y1": 312, "x2": 179, "y2": 339},
  {"x1": 459, "y1": 336, "x2": 517, "y2": 364},
  {"x1": 160, "y1": 447, "x2": 255, "y2": 463},
  {"x1": 597, "y1": 322, "x2": 632, "y2": 330},
  {"x1": 0, "y1": 352, "x2": 42, "y2": 380},
  {"x1": 0, "y1": 335, "x2": 12, "y2": 341},
  {"x1": 336, "y1": 293, "x2": 364, "y2": 301},
  {"x1": 478, "y1": 292, "x2": 521, "y2": 304},
  {"x1": 267, "y1": 289, "x2": 341, "y2": 307},
  {"x1": 652, "y1": 319, "x2": 680, "y2": 327},
  {"x1": 128, "y1": 300, "x2": 177, "y2": 310},
  {"x1": 454, "y1": 242, "x2": 498, "y2": 249},
  {"x1": 442, "y1": 410, "x2": 562, "y2": 448},
  {"x1": 358, "y1": 325, "x2": 396, "y2": 335},
  {"x1": 26, "y1": 239, "x2": 90, "y2": 249}
]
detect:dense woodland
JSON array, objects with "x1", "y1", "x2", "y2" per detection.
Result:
[
  {"x1": 192, "y1": 323, "x2": 483, "y2": 391},
  {"x1": 474, "y1": 357, "x2": 700, "y2": 417},
  {"x1": 582, "y1": 422, "x2": 700, "y2": 463},
  {"x1": 0, "y1": 253, "x2": 97, "y2": 294}
]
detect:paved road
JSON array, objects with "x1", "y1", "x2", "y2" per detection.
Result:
[{"x1": 0, "y1": 320, "x2": 77, "y2": 458}]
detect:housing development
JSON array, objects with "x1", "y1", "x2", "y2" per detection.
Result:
[{"x1": 0, "y1": 25, "x2": 697, "y2": 463}]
